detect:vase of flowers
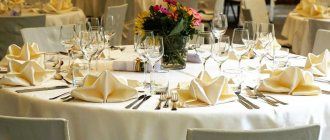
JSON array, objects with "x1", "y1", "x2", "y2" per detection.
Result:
[{"x1": 135, "y1": 0, "x2": 202, "y2": 69}]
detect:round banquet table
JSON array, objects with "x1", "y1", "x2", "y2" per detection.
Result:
[
  {"x1": 0, "y1": 46, "x2": 330, "y2": 140},
  {"x1": 281, "y1": 11, "x2": 330, "y2": 56},
  {"x1": 20, "y1": 7, "x2": 86, "y2": 26}
]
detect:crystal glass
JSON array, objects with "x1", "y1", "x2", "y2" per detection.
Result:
[
  {"x1": 59, "y1": 24, "x2": 80, "y2": 69},
  {"x1": 212, "y1": 35, "x2": 230, "y2": 73},
  {"x1": 243, "y1": 21, "x2": 258, "y2": 48},
  {"x1": 193, "y1": 31, "x2": 214, "y2": 71},
  {"x1": 255, "y1": 23, "x2": 275, "y2": 67},
  {"x1": 89, "y1": 17, "x2": 100, "y2": 31},
  {"x1": 231, "y1": 28, "x2": 250, "y2": 69},
  {"x1": 79, "y1": 30, "x2": 98, "y2": 72},
  {"x1": 211, "y1": 13, "x2": 228, "y2": 39},
  {"x1": 144, "y1": 36, "x2": 164, "y2": 94}
]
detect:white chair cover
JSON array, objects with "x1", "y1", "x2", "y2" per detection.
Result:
[
  {"x1": 240, "y1": 0, "x2": 269, "y2": 24},
  {"x1": 186, "y1": 125, "x2": 320, "y2": 140},
  {"x1": 308, "y1": 19, "x2": 330, "y2": 55},
  {"x1": 313, "y1": 29, "x2": 330, "y2": 54},
  {"x1": 177, "y1": 0, "x2": 198, "y2": 9},
  {"x1": 105, "y1": 3, "x2": 128, "y2": 46},
  {"x1": 0, "y1": 115, "x2": 70, "y2": 140},
  {"x1": 0, "y1": 15, "x2": 45, "y2": 59},
  {"x1": 21, "y1": 24, "x2": 79, "y2": 52}
]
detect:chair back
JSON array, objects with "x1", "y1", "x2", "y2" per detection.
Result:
[
  {"x1": 21, "y1": 24, "x2": 79, "y2": 52},
  {"x1": 0, "y1": 15, "x2": 45, "y2": 59},
  {"x1": 0, "y1": 115, "x2": 70, "y2": 140},
  {"x1": 214, "y1": 0, "x2": 225, "y2": 14},
  {"x1": 309, "y1": 19, "x2": 330, "y2": 54},
  {"x1": 240, "y1": 0, "x2": 269, "y2": 23},
  {"x1": 105, "y1": 3, "x2": 128, "y2": 46},
  {"x1": 177, "y1": 0, "x2": 198, "y2": 9},
  {"x1": 313, "y1": 29, "x2": 330, "y2": 54},
  {"x1": 187, "y1": 124, "x2": 320, "y2": 140}
]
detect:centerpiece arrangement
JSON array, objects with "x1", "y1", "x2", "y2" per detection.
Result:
[{"x1": 135, "y1": 0, "x2": 202, "y2": 69}]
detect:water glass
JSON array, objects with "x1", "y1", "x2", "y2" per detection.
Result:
[
  {"x1": 211, "y1": 13, "x2": 228, "y2": 39},
  {"x1": 212, "y1": 35, "x2": 230, "y2": 73},
  {"x1": 151, "y1": 70, "x2": 169, "y2": 95},
  {"x1": 72, "y1": 60, "x2": 89, "y2": 87},
  {"x1": 274, "y1": 47, "x2": 289, "y2": 68},
  {"x1": 231, "y1": 28, "x2": 249, "y2": 68}
]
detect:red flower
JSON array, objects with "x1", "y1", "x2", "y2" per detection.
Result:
[
  {"x1": 153, "y1": 5, "x2": 170, "y2": 15},
  {"x1": 188, "y1": 8, "x2": 202, "y2": 26},
  {"x1": 164, "y1": 0, "x2": 177, "y2": 5}
]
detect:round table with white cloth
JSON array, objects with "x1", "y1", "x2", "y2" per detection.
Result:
[{"x1": 0, "y1": 46, "x2": 330, "y2": 140}]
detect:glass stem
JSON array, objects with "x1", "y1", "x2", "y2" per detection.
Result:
[
  {"x1": 143, "y1": 60, "x2": 148, "y2": 89},
  {"x1": 203, "y1": 60, "x2": 206, "y2": 71},
  {"x1": 149, "y1": 61, "x2": 155, "y2": 94}
]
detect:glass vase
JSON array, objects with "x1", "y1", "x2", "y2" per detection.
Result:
[{"x1": 161, "y1": 35, "x2": 189, "y2": 70}]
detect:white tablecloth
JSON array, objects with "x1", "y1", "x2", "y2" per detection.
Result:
[
  {"x1": 281, "y1": 12, "x2": 330, "y2": 56},
  {"x1": 0, "y1": 46, "x2": 330, "y2": 140}
]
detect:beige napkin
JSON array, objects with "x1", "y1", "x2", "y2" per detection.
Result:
[
  {"x1": 71, "y1": 70, "x2": 138, "y2": 103},
  {"x1": 304, "y1": 49, "x2": 330, "y2": 77},
  {"x1": 8, "y1": 0, "x2": 24, "y2": 5},
  {"x1": 0, "y1": 60, "x2": 55, "y2": 86},
  {"x1": 258, "y1": 67, "x2": 321, "y2": 96},
  {"x1": 0, "y1": 43, "x2": 43, "y2": 67},
  {"x1": 46, "y1": 0, "x2": 73, "y2": 13},
  {"x1": 177, "y1": 71, "x2": 236, "y2": 107},
  {"x1": 0, "y1": 2, "x2": 8, "y2": 14},
  {"x1": 295, "y1": 0, "x2": 330, "y2": 18}
]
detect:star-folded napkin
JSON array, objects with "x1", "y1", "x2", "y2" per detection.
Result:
[
  {"x1": 295, "y1": 0, "x2": 330, "y2": 18},
  {"x1": 46, "y1": 0, "x2": 73, "y2": 13},
  {"x1": 0, "y1": 60, "x2": 55, "y2": 86},
  {"x1": 8, "y1": 0, "x2": 24, "y2": 5},
  {"x1": 0, "y1": 43, "x2": 43, "y2": 67},
  {"x1": 304, "y1": 49, "x2": 330, "y2": 77},
  {"x1": 0, "y1": 2, "x2": 8, "y2": 14},
  {"x1": 257, "y1": 67, "x2": 321, "y2": 96},
  {"x1": 177, "y1": 71, "x2": 236, "y2": 107},
  {"x1": 71, "y1": 70, "x2": 138, "y2": 103}
]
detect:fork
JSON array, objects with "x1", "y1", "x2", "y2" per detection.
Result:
[
  {"x1": 155, "y1": 93, "x2": 166, "y2": 110},
  {"x1": 171, "y1": 91, "x2": 178, "y2": 111},
  {"x1": 163, "y1": 92, "x2": 172, "y2": 108}
]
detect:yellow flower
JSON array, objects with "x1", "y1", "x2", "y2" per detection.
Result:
[{"x1": 135, "y1": 11, "x2": 150, "y2": 34}]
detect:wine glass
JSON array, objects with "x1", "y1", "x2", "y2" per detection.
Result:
[
  {"x1": 193, "y1": 31, "x2": 214, "y2": 71},
  {"x1": 59, "y1": 24, "x2": 80, "y2": 69},
  {"x1": 211, "y1": 35, "x2": 230, "y2": 74},
  {"x1": 211, "y1": 13, "x2": 228, "y2": 40},
  {"x1": 231, "y1": 28, "x2": 249, "y2": 69},
  {"x1": 144, "y1": 36, "x2": 164, "y2": 94},
  {"x1": 79, "y1": 30, "x2": 98, "y2": 72},
  {"x1": 135, "y1": 30, "x2": 154, "y2": 89},
  {"x1": 89, "y1": 17, "x2": 100, "y2": 32},
  {"x1": 243, "y1": 21, "x2": 258, "y2": 49},
  {"x1": 255, "y1": 23, "x2": 275, "y2": 67}
]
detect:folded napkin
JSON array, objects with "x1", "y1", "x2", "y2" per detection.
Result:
[
  {"x1": 177, "y1": 71, "x2": 236, "y2": 107},
  {"x1": 255, "y1": 39, "x2": 281, "y2": 52},
  {"x1": 8, "y1": 0, "x2": 24, "y2": 5},
  {"x1": 304, "y1": 49, "x2": 330, "y2": 77},
  {"x1": 0, "y1": 2, "x2": 8, "y2": 14},
  {"x1": 0, "y1": 60, "x2": 55, "y2": 86},
  {"x1": 71, "y1": 70, "x2": 138, "y2": 103},
  {"x1": 0, "y1": 43, "x2": 43, "y2": 67},
  {"x1": 295, "y1": 0, "x2": 330, "y2": 18},
  {"x1": 257, "y1": 67, "x2": 321, "y2": 96},
  {"x1": 45, "y1": 0, "x2": 73, "y2": 13}
]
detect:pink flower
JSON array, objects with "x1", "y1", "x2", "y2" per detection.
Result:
[
  {"x1": 153, "y1": 5, "x2": 170, "y2": 15},
  {"x1": 188, "y1": 8, "x2": 202, "y2": 26},
  {"x1": 164, "y1": 0, "x2": 177, "y2": 5}
]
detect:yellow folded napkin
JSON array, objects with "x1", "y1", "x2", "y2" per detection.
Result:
[
  {"x1": 8, "y1": 0, "x2": 24, "y2": 5},
  {"x1": 46, "y1": 0, "x2": 73, "y2": 13},
  {"x1": 0, "y1": 43, "x2": 43, "y2": 67},
  {"x1": 177, "y1": 71, "x2": 236, "y2": 107},
  {"x1": 257, "y1": 67, "x2": 321, "y2": 96},
  {"x1": 0, "y1": 60, "x2": 55, "y2": 86},
  {"x1": 0, "y1": 2, "x2": 8, "y2": 15},
  {"x1": 71, "y1": 70, "x2": 138, "y2": 103},
  {"x1": 295, "y1": 0, "x2": 330, "y2": 18},
  {"x1": 304, "y1": 49, "x2": 330, "y2": 77}
]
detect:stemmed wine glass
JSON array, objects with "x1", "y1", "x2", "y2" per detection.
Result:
[
  {"x1": 211, "y1": 35, "x2": 230, "y2": 74},
  {"x1": 135, "y1": 30, "x2": 154, "y2": 89},
  {"x1": 144, "y1": 36, "x2": 164, "y2": 94},
  {"x1": 211, "y1": 13, "x2": 228, "y2": 40},
  {"x1": 193, "y1": 31, "x2": 214, "y2": 71},
  {"x1": 59, "y1": 24, "x2": 80, "y2": 69},
  {"x1": 255, "y1": 23, "x2": 275, "y2": 68},
  {"x1": 243, "y1": 21, "x2": 258, "y2": 50},
  {"x1": 231, "y1": 28, "x2": 250, "y2": 69},
  {"x1": 79, "y1": 29, "x2": 99, "y2": 72}
]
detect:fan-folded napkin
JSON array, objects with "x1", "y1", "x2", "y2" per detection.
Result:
[
  {"x1": 295, "y1": 0, "x2": 330, "y2": 18},
  {"x1": 258, "y1": 67, "x2": 321, "y2": 95},
  {"x1": 304, "y1": 49, "x2": 330, "y2": 77},
  {"x1": 0, "y1": 60, "x2": 55, "y2": 86},
  {"x1": 0, "y1": 43, "x2": 43, "y2": 67},
  {"x1": 44, "y1": 0, "x2": 73, "y2": 13},
  {"x1": 177, "y1": 71, "x2": 236, "y2": 107},
  {"x1": 71, "y1": 70, "x2": 138, "y2": 103}
]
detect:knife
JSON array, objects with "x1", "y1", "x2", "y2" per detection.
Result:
[
  {"x1": 132, "y1": 95, "x2": 151, "y2": 109},
  {"x1": 125, "y1": 95, "x2": 146, "y2": 109},
  {"x1": 16, "y1": 85, "x2": 70, "y2": 93}
]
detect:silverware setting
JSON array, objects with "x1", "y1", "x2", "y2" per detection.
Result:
[
  {"x1": 61, "y1": 95, "x2": 74, "y2": 102},
  {"x1": 49, "y1": 92, "x2": 70, "y2": 100},
  {"x1": 125, "y1": 95, "x2": 146, "y2": 109},
  {"x1": 163, "y1": 92, "x2": 172, "y2": 108},
  {"x1": 155, "y1": 93, "x2": 166, "y2": 110},
  {"x1": 132, "y1": 95, "x2": 151, "y2": 109},
  {"x1": 247, "y1": 86, "x2": 288, "y2": 106},
  {"x1": 234, "y1": 85, "x2": 259, "y2": 109},
  {"x1": 16, "y1": 85, "x2": 70, "y2": 93}
]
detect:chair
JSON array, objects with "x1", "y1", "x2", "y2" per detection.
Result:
[
  {"x1": 0, "y1": 115, "x2": 70, "y2": 140},
  {"x1": 313, "y1": 29, "x2": 330, "y2": 54},
  {"x1": 104, "y1": 3, "x2": 128, "y2": 46},
  {"x1": 240, "y1": 0, "x2": 269, "y2": 24},
  {"x1": 309, "y1": 19, "x2": 330, "y2": 54},
  {"x1": 21, "y1": 24, "x2": 78, "y2": 52},
  {"x1": 0, "y1": 15, "x2": 45, "y2": 59},
  {"x1": 177, "y1": 0, "x2": 199, "y2": 9},
  {"x1": 186, "y1": 125, "x2": 320, "y2": 140}
]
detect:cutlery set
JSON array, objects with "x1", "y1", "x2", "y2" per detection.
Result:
[
  {"x1": 125, "y1": 95, "x2": 151, "y2": 109},
  {"x1": 246, "y1": 86, "x2": 288, "y2": 107}
]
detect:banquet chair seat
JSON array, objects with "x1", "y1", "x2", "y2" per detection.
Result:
[
  {"x1": 308, "y1": 19, "x2": 330, "y2": 55},
  {"x1": 0, "y1": 15, "x2": 45, "y2": 59},
  {"x1": 104, "y1": 3, "x2": 128, "y2": 46},
  {"x1": 21, "y1": 24, "x2": 79, "y2": 52},
  {"x1": 313, "y1": 29, "x2": 330, "y2": 54},
  {"x1": 186, "y1": 124, "x2": 320, "y2": 140},
  {"x1": 240, "y1": 0, "x2": 269, "y2": 24},
  {"x1": 0, "y1": 115, "x2": 70, "y2": 140}
]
